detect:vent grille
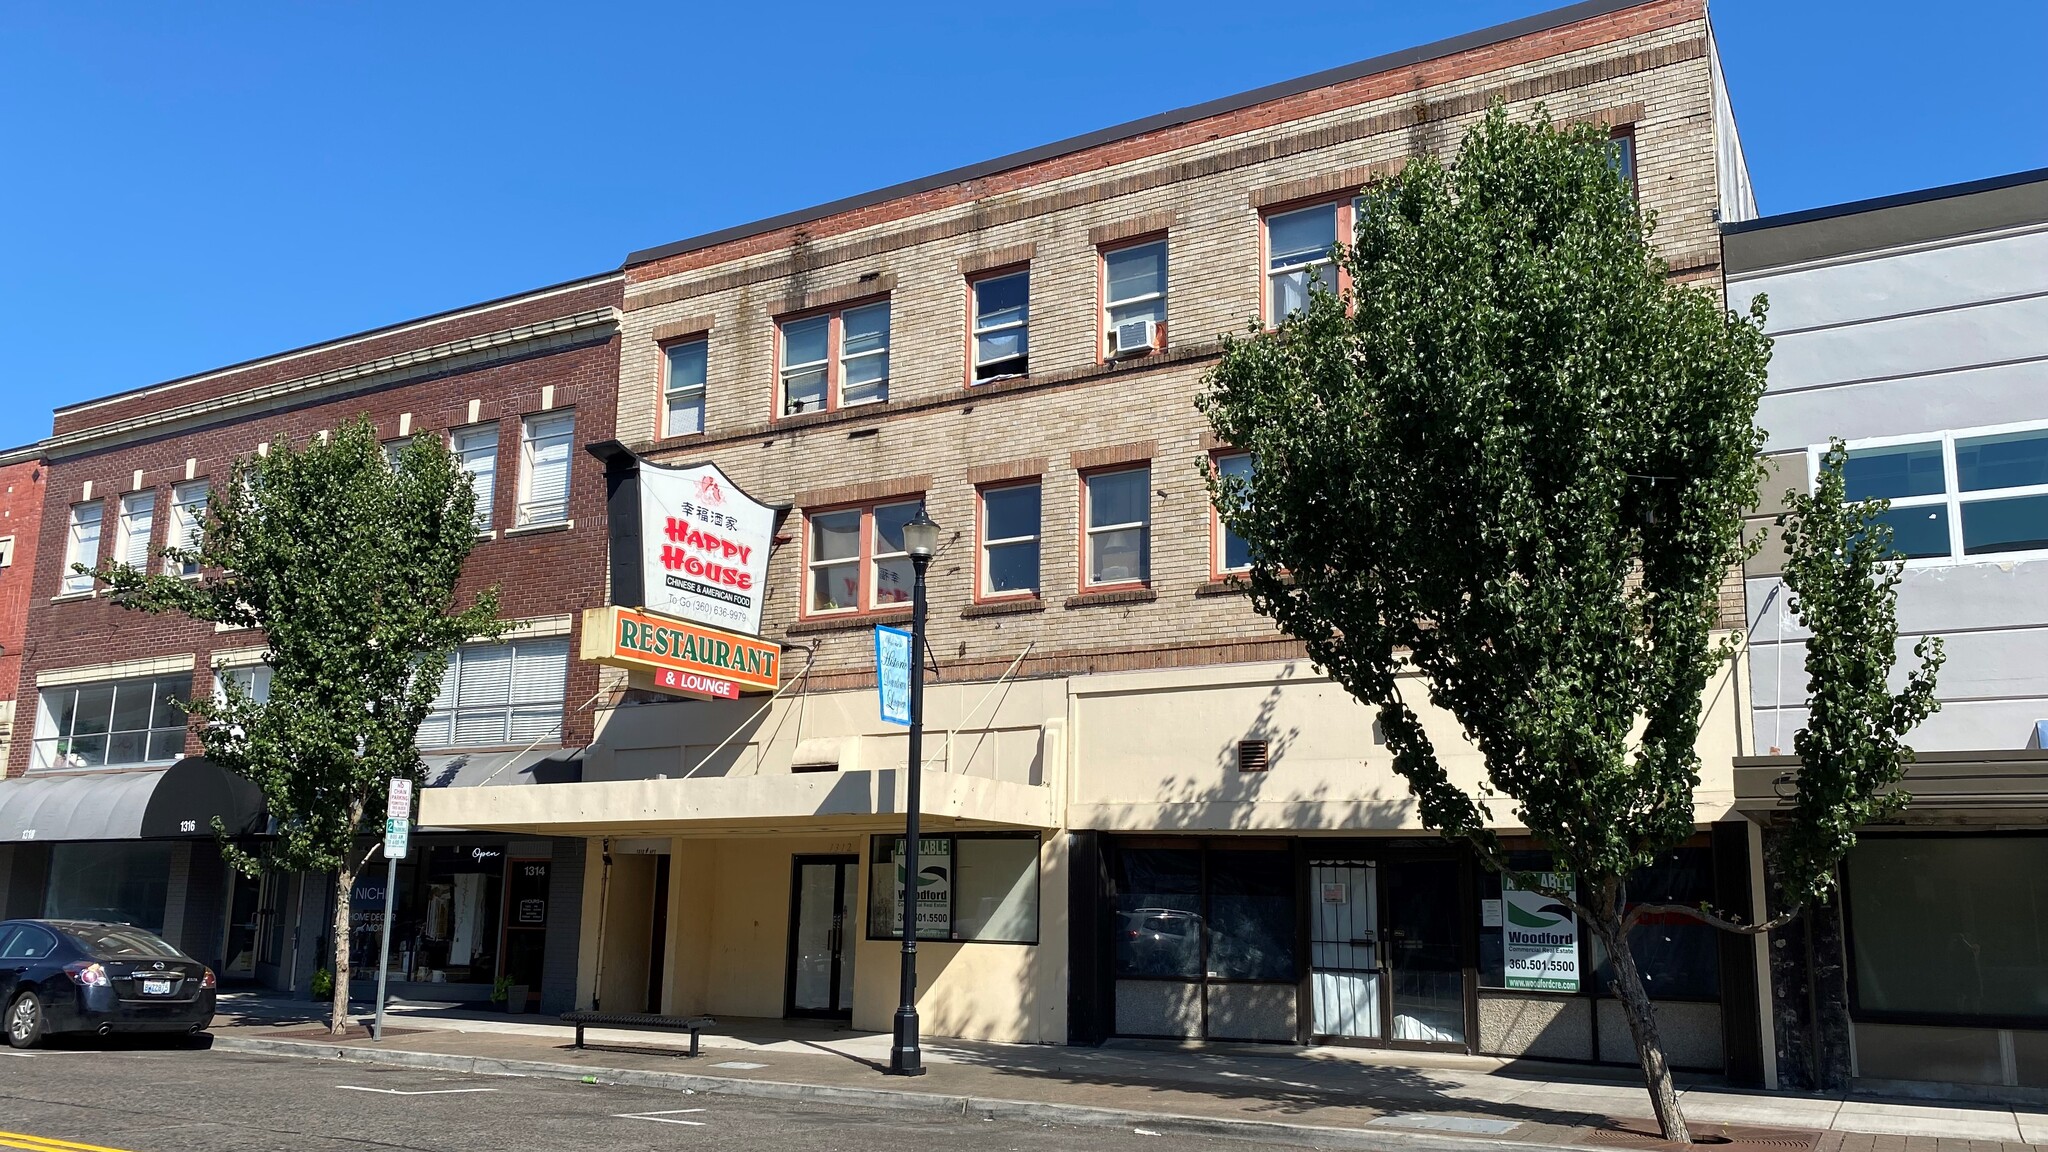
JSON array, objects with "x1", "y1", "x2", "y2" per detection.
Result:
[{"x1": 1237, "y1": 739, "x2": 1270, "y2": 772}]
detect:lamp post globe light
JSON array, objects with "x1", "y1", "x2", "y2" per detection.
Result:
[{"x1": 890, "y1": 505, "x2": 939, "y2": 1076}]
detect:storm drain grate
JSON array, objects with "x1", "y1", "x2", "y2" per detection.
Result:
[{"x1": 1581, "y1": 1122, "x2": 1819, "y2": 1152}]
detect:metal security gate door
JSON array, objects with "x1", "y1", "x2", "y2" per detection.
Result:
[{"x1": 1309, "y1": 861, "x2": 1382, "y2": 1040}]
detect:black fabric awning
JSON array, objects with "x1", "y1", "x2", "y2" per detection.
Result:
[{"x1": 0, "y1": 757, "x2": 264, "y2": 843}]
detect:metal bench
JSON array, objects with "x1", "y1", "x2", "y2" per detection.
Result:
[{"x1": 560, "y1": 1011, "x2": 717, "y2": 1057}]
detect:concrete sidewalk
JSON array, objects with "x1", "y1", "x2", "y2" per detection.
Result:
[{"x1": 208, "y1": 993, "x2": 2048, "y2": 1150}]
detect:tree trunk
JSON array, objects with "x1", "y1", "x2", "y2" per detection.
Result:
[
  {"x1": 1600, "y1": 915, "x2": 1691, "y2": 1143},
  {"x1": 329, "y1": 862, "x2": 354, "y2": 1036}
]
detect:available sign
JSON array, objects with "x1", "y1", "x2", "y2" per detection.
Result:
[
  {"x1": 884, "y1": 836, "x2": 952, "y2": 939},
  {"x1": 1502, "y1": 872, "x2": 1579, "y2": 991},
  {"x1": 638, "y1": 460, "x2": 777, "y2": 636},
  {"x1": 581, "y1": 604, "x2": 780, "y2": 700}
]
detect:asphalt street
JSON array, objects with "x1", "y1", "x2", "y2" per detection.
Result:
[{"x1": 0, "y1": 1041, "x2": 1330, "y2": 1152}]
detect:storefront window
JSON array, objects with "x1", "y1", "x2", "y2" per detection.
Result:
[
  {"x1": 1113, "y1": 848, "x2": 1203, "y2": 978},
  {"x1": 1848, "y1": 835, "x2": 2048, "y2": 1021},
  {"x1": 45, "y1": 842, "x2": 172, "y2": 932},
  {"x1": 1207, "y1": 849, "x2": 1295, "y2": 980},
  {"x1": 1477, "y1": 845, "x2": 1718, "y2": 1000},
  {"x1": 351, "y1": 843, "x2": 508, "y2": 985},
  {"x1": 867, "y1": 834, "x2": 1039, "y2": 944}
]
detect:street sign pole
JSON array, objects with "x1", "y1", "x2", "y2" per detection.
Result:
[{"x1": 373, "y1": 778, "x2": 413, "y2": 1043}]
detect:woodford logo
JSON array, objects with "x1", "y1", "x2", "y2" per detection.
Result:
[{"x1": 580, "y1": 604, "x2": 780, "y2": 700}]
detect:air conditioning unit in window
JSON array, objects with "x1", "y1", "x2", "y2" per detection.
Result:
[{"x1": 1112, "y1": 318, "x2": 1156, "y2": 358}]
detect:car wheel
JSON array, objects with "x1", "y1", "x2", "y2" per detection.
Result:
[{"x1": 5, "y1": 992, "x2": 45, "y2": 1049}]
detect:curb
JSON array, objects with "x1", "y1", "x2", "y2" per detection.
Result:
[{"x1": 211, "y1": 1034, "x2": 1597, "y2": 1152}]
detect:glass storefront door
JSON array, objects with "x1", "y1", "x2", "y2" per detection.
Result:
[
  {"x1": 786, "y1": 856, "x2": 856, "y2": 1018},
  {"x1": 1384, "y1": 856, "x2": 1467, "y2": 1045}
]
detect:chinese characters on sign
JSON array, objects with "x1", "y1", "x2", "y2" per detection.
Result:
[
  {"x1": 1502, "y1": 872, "x2": 1580, "y2": 991},
  {"x1": 638, "y1": 461, "x2": 777, "y2": 636}
]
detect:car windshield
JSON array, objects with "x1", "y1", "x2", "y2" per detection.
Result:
[{"x1": 61, "y1": 924, "x2": 187, "y2": 960}]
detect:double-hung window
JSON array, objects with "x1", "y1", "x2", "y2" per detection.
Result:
[
  {"x1": 219, "y1": 665, "x2": 273, "y2": 705},
  {"x1": 166, "y1": 481, "x2": 208, "y2": 576},
  {"x1": 419, "y1": 638, "x2": 570, "y2": 749},
  {"x1": 62, "y1": 502, "x2": 101, "y2": 594},
  {"x1": 1609, "y1": 126, "x2": 1638, "y2": 199},
  {"x1": 517, "y1": 412, "x2": 573, "y2": 528},
  {"x1": 34, "y1": 674, "x2": 191, "y2": 769},
  {"x1": 117, "y1": 492, "x2": 155, "y2": 571},
  {"x1": 970, "y1": 271, "x2": 1029, "y2": 381},
  {"x1": 978, "y1": 482, "x2": 1041, "y2": 597},
  {"x1": 1833, "y1": 423, "x2": 2048, "y2": 562},
  {"x1": 1213, "y1": 453, "x2": 1255, "y2": 574},
  {"x1": 1265, "y1": 202, "x2": 1343, "y2": 324},
  {"x1": 1084, "y1": 467, "x2": 1150, "y2": 587},
  {"x1": 382, "y1": 438, "x2": 411, "y2": 471},
  {"x1": 664, "y1": 338, "x2": 709, "y2": 437},
  {"x1": 451, "y1": 425, "x2": 498, "y2": 532},
  {"x1": 1103, "y1": 241, "x2": 1166, "y2": 358},
  {"x1": 779, "y1": 301, "x2": 891, "y2": 415},
  {"x1": 805, "y1": 500, "x2": 921, "y2": 615}
]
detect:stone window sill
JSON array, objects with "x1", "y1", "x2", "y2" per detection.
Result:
[
  {"x1": 788, "y1": 608, "x2": 913, "y2": 636},
  {"x1": 1064, "y1": 587, "x2": 1158, "y2": 610},
  {"x1": 962, "y1": 597, "x2": 1045, "y2": 619}
]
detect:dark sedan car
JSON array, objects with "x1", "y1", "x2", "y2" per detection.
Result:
[{"x1": 2, "y1": 919, "x2": 216, "y2": 1048}]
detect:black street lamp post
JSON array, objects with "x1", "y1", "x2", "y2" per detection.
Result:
[{"x1": 889, "y1": 506, "x2": 940, "y2": 1077}]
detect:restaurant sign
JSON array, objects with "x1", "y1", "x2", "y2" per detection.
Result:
[
  {"x1": 581, "y1": 604, "x2": 781, "y2": 700},
  {"x1": 638, "y1": 459, "x2": 777, "y2": 637}
]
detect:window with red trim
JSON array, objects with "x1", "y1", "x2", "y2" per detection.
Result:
[
  {"x1": 1102, "y1": 241, "x2": 1166, "y2": 359},
  {"x1": 970, "y1": 270, "x2": 1029, "y2": 382},
  {"x1": 805, "y1": 499, "x2": 921, "y2": 614},
  {"x1": 1082, "y1": 466, "x2": 1150, "y2": 588},
  {"x1": 1263, "y1": 198, "x2": 1361, "y2": 326},
  {"x1": 779, "y1": 300, "x2": 891, "y2": 416},
  {"x1": 977, "y1": 481, "x2": 1041, "y2": 598},
  {"x1": 1212, "y1": 452, "x2": 1254, "y2": 575},
  {"x1": 1609, "y1": 126, "x2": 1638, "y2": 200}
]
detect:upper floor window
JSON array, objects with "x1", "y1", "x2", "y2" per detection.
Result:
[
  {"x1": 1832, "y1": 423, "x2": 2048, "y2": 562},
  {"x1": 1609, "y1": 126, "x2": 1638, "y2": 199},
  {"x1": 117, "y1": 491, "x2": 155, "y2": 571},
  {"x1": 806, "y1": 500, "x2": 920, "y2": 615},
  {"x1": 1265, "y1": 202, "x2": 1346, "y2": 324},
  {"x1": 219, "y1": 665, "x2": 273, "y2": 705},
  {"x1": 664, "y1": 339, "x2": 709, "y2": 437},
  {"x1": 1103, "y1": 241, "x2": 1166, "y2": 359},
  {"x1": 1084, "y1": 466, "x2": 1150, "y2": 588},
  {"x1": 419, "y1": 638, "x2": 569, "y2": 749},
  {"x1": 1213, "y1": 453, "x2": 1254, "y2": 574},
  {"x1": 780, "y1": 301, "x2": 890, "y2": 415},
  {"x1": 517, "y1": 412, "x2": 573, "y2": 528},
  {"x1": 970, "y1": 271, "x2": 1029, "y2": 382},
  {"x1": 34, "y1": 674, "x2": 191, "y2": 769},
  {"x1": 978, "y1": 481, "x2": 1041, "y2": 598},
  {"x1": 382, "y1": 437, "x2": 411, "y2": 471},
  {"x1": 0, "y1": 535, "x2": 14, "y2": 568},
  {"x1": 451, "y1": 424, "x2": 498, "y2": 532},
  {"x1": 167, "y1": 480, "x2": 208, "y2": 576},
  {"x1": 62, "y1": 502, "x2": 101, "y2": 594}
]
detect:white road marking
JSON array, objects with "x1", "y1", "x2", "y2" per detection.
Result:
[
  {"x1": 615, "y1": 1109, "x2": 708, "y2": 1127},
  {"x1": 336, "y1": 1085, "x2": 500, "y2": 1096},
  {"x1": 709, "y1": 1060, "x2": 766, "y2": 1070}
]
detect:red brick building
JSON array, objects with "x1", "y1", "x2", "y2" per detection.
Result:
[
  {"x1": 0, "y1": 451, "x2": 48, "y2": 771},
  {"x1": 0, "y1": 272, "x2": 620, "y2": 1008}
]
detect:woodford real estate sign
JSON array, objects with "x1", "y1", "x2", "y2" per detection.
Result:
[{"x1": 584, "y1": 453, "x2": 785, "y2": 700}]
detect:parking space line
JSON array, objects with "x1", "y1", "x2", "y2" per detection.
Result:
[
  {"x1": 336, "y1": 1085, "x2": 499, "y2": 1096},
  {"x1": 614, "y1": 1109, "x2": 708, "y2": 1127},
  {"x1": 0, "y1": 1130, "x2": 138, "y2": 1152}
]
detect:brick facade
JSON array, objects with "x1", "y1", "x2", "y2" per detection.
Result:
[
  {"x1": 612, "y1": 0, "x2": 1736, "y2": 687},
  {"x1": 0, "y1": 455, "x2": 48, "y2": 764},
  {"x1": 9, "y1": 277, "x2": 622, "y2": 778}
]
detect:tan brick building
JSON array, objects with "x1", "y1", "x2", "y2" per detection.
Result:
[{"x1": 425, "y1": 0, "x2": 1765, "y2": 1073}]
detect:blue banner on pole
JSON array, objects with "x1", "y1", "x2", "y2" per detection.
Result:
[{"x1": 876, "y1": 625, "x2": 913, "y2": 726}]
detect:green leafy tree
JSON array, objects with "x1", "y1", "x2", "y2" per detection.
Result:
[
  {"x1": 1199, "y1": 107, "x2": 1937, "y2": 1140},
  {"x1": 90, "y1": 419, "x2": 506, "y2": 1035}
]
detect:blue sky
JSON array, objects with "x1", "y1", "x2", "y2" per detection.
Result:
[{"x1": 2, "y1": 1, "x2": 2042, "y2": 449}]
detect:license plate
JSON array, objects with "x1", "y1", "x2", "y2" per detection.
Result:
[{"x1": 142, "y1": 979, "x2": 172, "y2": 996}]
